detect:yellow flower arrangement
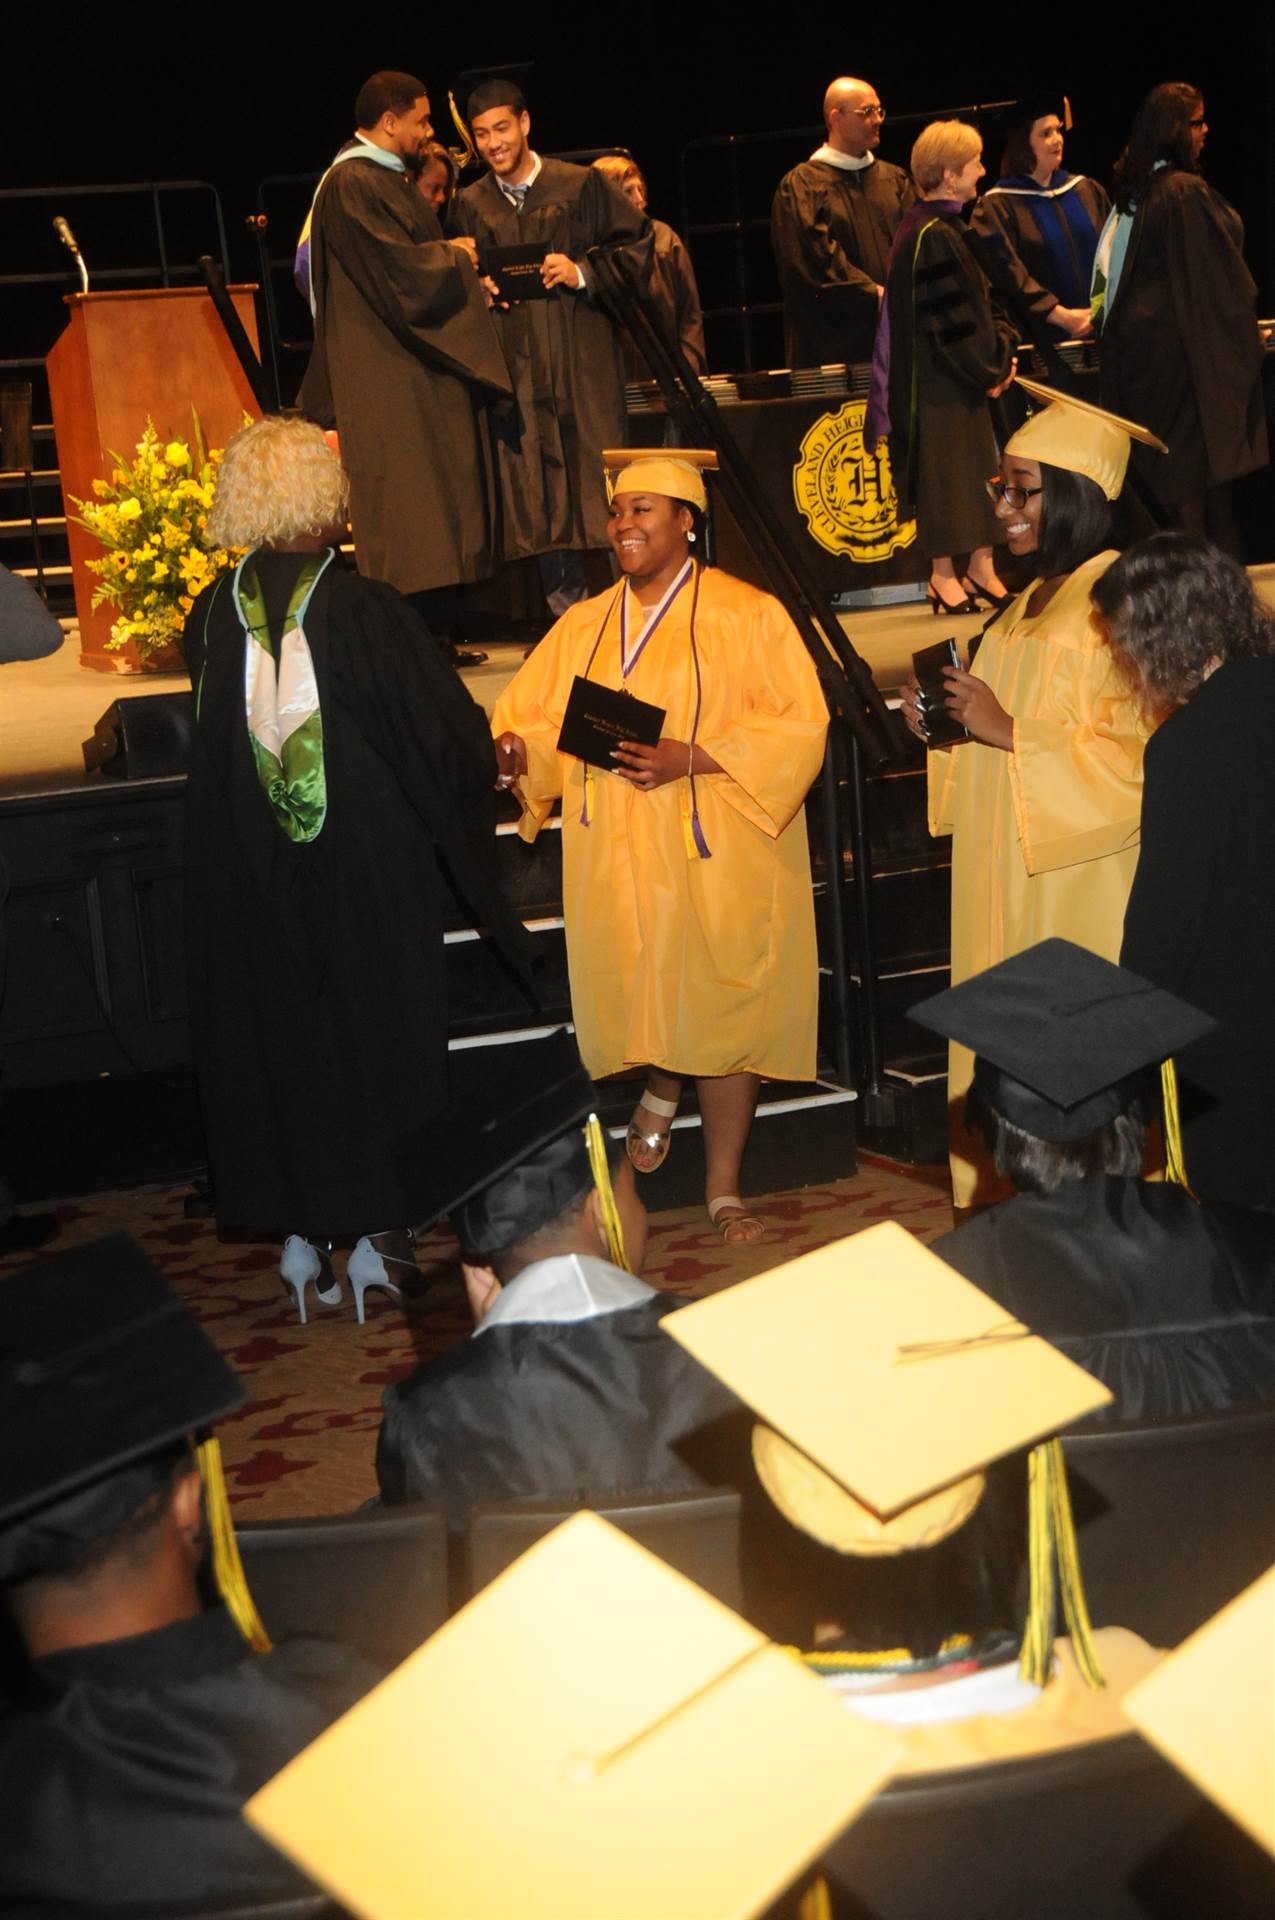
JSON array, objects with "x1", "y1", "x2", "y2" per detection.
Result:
[{"x1": 71, "y1": 414, "x2": 240, "y2": 665}]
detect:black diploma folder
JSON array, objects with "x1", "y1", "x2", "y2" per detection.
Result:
[
  {"x1": 557, "y1": 676, "x2": 665, "y2": 769},
  {"x1": 912, "y1": 637, "x2": 969, "y2": 748},
  {"x1": 482, "y1": 242, "x2": 554, "y2": 302}
]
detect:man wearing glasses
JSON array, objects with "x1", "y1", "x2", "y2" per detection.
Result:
[{"x1": 771, "y1": 77, "x2": 915, "y2": 368}]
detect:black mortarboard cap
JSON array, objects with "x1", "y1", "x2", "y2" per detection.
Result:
[
  {"x1": 465, "y1": 73, "x2": 529, "y2": 123},
  {"x1": 399, "y1": 1029, "x2": 601, "y2": 1257},
  {"x1": 909, "y1": 940, "x2": 1216, "y2": 1142},
  {"x1": 0, "y1": 1233, "x2": 245, "y2": 1582},
  {"x1": 1002, "y1": 91, "x2": 1071, "y2": 137}
]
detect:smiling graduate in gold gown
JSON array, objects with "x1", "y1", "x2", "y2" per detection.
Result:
[{"x1": 493, "y1": 453, "x2": 829, "y2": 1243}]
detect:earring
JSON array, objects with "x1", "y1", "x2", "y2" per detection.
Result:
[{"x1": 687, "y1": 530, "x2": 697, "y2": 544}]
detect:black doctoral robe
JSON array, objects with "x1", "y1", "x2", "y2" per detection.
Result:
[
  {"x1": 931, "y1": 1176, "x2": 1275, "y2": 1421},
  {"x1": 880, "y1": 207, "x2": 1011, "y2": 556},
  {"x1": 770, "y1": 156, "x2": 915, "y2": 367},
  {"x1": 298, "y1": 149, "x2": 512, "y2": 594},
  {"x1": 183, "y1": 553, "x2": 535, "y2": 1237},
  {"x1": 376, "y1": 1286, "x2": 741, "y2": 1529},
  {"x1": 1098, "y1": 169, "x2": 1268, "y2": 506},
  {"x1": 449, "y1": 161, "x2": 652, "y2": 558},
  {"x1": 1121, "y1": 658, "x2": 1275, "y2": 1212},
  {"x1": 0, "y1": 1606, "x2": 378, "y2": 1916},
  {"x1": 621, "y1": 216, "x2": 706, "y2": 380},
  {"x1": 970, "y1": 172, "x2": 1109, "y2": 328}
]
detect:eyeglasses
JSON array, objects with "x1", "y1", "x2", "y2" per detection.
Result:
[
  {"x1": 1189, "y1": 115, "x2": 1208, "y2": 128},
  {"x1": 851, "y1": 104, "x2": 886, "y2": 121},
  {"x1": 985, "y1": 475, "x2": 1044, "y2": 510}
]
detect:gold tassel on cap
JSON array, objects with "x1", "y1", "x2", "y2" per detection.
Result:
[
  {"x1": 1161, "y1": 1058, "x2": 1194, "y2": 1195},
  {"x1": 197, "y1": 1435, "x2": 272, "y2": 1652},
  {"x1": 585, "y1": 1113, "x2": 631, "y2": 1273},
  {"x1": 1020, "y1": 1439, "x2": 1103, "y2": 1690}
]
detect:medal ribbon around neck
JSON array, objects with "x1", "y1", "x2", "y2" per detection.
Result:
[
  {"x1": 235, "y1": 547, "x2": 333, "y2": 844},
  {"x1": 575, "y1": 558, "x2": 710, "y2": 856},
  {"x1": 618, "y1": 555, "x2": 694, "y2": 677}
]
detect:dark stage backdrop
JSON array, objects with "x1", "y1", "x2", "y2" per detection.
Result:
[{"x1": 3, "y1": 4, "x2": 1272, "y2": 312}]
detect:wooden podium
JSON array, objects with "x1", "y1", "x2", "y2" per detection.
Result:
[{"x1": 46, "y1": 287, "x2": 262, "y2": 671}]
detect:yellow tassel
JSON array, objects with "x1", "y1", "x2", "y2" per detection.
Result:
[
  {"x1": 1049, "y1": 1440, "x2": 1104, "y2": 1689},
  {"x1": 798, "y1": 1874, "x2": 833, "y2": 1920},
  {"x1": 1161, "y1": 1058, "x2": 1194, "y2": 1195},
  {"x1": 1019, "y1": 1440, "x2": 1103, "y2": 1691},
  {"x1": 585, "y1": 1114, "x2": 630, "y2": 1273},
  {"x1": 197, "y1": 1436, "x2": 272, "y2": 1652},
  {"x1": 1020, "y1": 1443, "x2": 1054, "y2": 1687}
]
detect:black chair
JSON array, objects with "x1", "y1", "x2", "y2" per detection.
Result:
[
  {"x1": 817, "y1": 1731, "x2": 1275, "y2": 1920},
  {"x1": 236, "y1": 1504, "x2": 447, "y2": 1670},
  {"x1": 462, "y1": 1488, "x2": 743, "y2": 1609},
  {"x1": 1062, "y1": 1403, "x2": 1275, "y2": 1646}
]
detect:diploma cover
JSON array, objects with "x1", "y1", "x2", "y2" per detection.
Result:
[
  {"x1": 912, "y1": 638, "x2": 969, "y2": 748},
  {"x1": 557, "y1": 676, "x2": 665, "y2": 769},
  {"x1": 483, "y1": 242, "x2": 554, "y2": 302}
]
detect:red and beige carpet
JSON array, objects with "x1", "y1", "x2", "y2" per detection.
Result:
[{"x1": 2, "y1": 1159, "x2": 952, "y2": 1518}]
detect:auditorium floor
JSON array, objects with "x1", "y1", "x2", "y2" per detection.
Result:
[{"x1": 1, "y1": 1155, "x2": 952, "y2": 1519}]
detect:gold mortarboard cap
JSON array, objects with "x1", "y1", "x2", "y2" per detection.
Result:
[
  {"x1": 1123, "y1": 1565, "x2": 1275, "y2": 1858},
  {"x1": 603, "y1": 446, "x2": 719, "y2": 511},
  {"x1": 245, "y1": 1511, "x2": 901, "y2": 1919},
  {"x1": 1005, "y1": 378, "x2": 1169, "y2": 500},
  {"x1": 663, "y1": 1221, "x2": 1112, "y2": 1518}
]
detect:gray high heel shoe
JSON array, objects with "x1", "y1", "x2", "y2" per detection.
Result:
[{"x1": 279, "y1": 1235, "x2": 344, "y2": 1324}]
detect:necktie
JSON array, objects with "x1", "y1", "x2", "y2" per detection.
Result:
[{"x1": 508, "y1": 182, "x2": 529, "y2": 214}]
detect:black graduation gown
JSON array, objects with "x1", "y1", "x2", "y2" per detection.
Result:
[
  {"x1": 931, "y1": 1176, "x2": 1275, "y2": 1421},
  {"x1": 182, "y1": 555, "x2": 535, "y2": 1237},
  {"x1": 1121, "y1": 659, "x2": 1275, "y2": 1211},
  {"x1": 0, "y1": 1606, "x2": 378, "y2": 1916},
  {"x1": 770, "y1": 157, "x2": 915, "y2": 366},
  {"x1": 376, "y1": 1293, "x2": 741, "y2": 1529},
  {"x1": 970, "y1": 172, "x2": 1109, "y2": 325},
  {"x1": 449, "y1": 161, "x2": 652, "y2": 558},
  {"x1": 1098, "y1": 169, "x2": 1268, "y2": 505},
  {"x1": 298, "y1": 151, "x2": 512, "y2": 594},
  {"x1": 883, "y1": 209, "x2": 1011, "y2": 555},
  {"x1": 626, "y1": 217, "x2": 706, "y2": 380}
]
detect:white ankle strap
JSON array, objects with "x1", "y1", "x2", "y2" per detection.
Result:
[
  {"x1": 640, "y1": 1090, "x2": 680, "y2": 1118},
  {"x1": 708, "y1": 1195, "x2": 744, "y2": 1220}
]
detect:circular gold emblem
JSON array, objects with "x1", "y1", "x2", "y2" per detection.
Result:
[{"x1": 792, "y1": 400, "x2": 916, "y2": 562}]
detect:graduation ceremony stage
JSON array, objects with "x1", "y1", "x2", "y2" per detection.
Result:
[
  {"x1": 0, "y1": 584, "x2": 961, "y2": 1224},
  {"x1": 7, "y1": 559, "x2": 1275, "y2": 1218}
]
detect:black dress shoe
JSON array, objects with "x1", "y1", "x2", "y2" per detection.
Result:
[
  {"x1": 450, "y1": 647, "x2": 489, "y2": 668},
  {"x1": 961, "y1": 573, "x2": 1013, "y2": 611},
  {"x1": 927, "y1": 584, "x2": 980, "y2": 616}
]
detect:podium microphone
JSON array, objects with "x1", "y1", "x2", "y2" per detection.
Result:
[{"x1": 53, "y1": 215, "x2": 89, "y2": 294}]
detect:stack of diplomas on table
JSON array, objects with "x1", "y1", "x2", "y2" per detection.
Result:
[
  {"x1": 482, "y1": 242, "x2": 555, "y2": 302},
  {"x1": 557, "y1": 675, "x2": 665, "y2": 769}
]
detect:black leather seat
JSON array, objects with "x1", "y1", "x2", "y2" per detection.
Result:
[
  {"x1": 236, "y1": 1503, "x2": 447, "y2": 1669},
  {"x1": 462, "y1": 1488, "x2": 743, "y2": 1609},
  {"x1": 1063, "y1": 1402, "x2": 1275, "y2": 1645},
  {"x1": 816, "y1": 1731, "x2": 1274, "y2": 1920}
]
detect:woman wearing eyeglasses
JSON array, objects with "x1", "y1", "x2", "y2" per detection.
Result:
[
  {"x1": 1093, "y1": 82, "x2": 1267, "y2": 553},
  {"x1": 901, "y1": 383, "x2": 1160, "y2": 1208}
]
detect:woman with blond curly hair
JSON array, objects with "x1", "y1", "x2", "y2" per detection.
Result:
[{"x1": 186, "y1": 416, "x2": 530, "y2": 1317}]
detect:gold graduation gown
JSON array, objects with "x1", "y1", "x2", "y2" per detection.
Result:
[
  {"x1": 927, "y1": 553, "x2": 1147, "y2": 1206},
  {"x1": 492, "y1": 567, "x2": 829, "y2": 1081}
]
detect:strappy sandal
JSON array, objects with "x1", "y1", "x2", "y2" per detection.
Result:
[
  {"x1": 707, "y1": 1195, "x2": 765, "y2": 1244},
  {"x1": 626, "y1": 1090, "x2": 679, "y2": 1173}
]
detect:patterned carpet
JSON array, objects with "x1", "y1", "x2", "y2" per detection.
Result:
[{"x1": 1, "y1": 1158, "x2": 952, "y2": 1518}]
